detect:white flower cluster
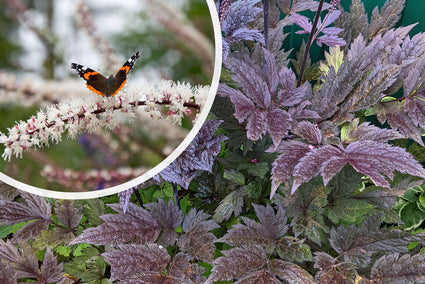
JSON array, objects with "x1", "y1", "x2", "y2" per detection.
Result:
[{"x1": 0, "y1": 80, "x2": 209, "y2": 161}]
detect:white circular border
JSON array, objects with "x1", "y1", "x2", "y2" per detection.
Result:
[{"x1": 0, "y1": 0, "x2": 222, "y2": 199}]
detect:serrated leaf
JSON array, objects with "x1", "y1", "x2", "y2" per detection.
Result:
[
  {"x1": 313, "y1": 252, "x2": 357, "y2": 283},
  {"x1": 69, "y1": 203, "x2": 160, "y2": 246},
  {"x1": 268, "y1": 259, "x2": 314, "y2": 284},
  {"x1": 144, "y1": 199, "x2": 182, "y2": 247},
  {"x1": 330, "y1": 214, "x2": 425, "y2": 269},
  {"x1": 223, "y1": 169, "x2": 246, "y2": 185},
  {"x1": 33, "y1": 227, "x2": 75, "y2": 250},
  {"x1": 178, "y1": 209, "x2": 219, "y2": 263},
  {"x1": 369, "y1": 0, "x2": 406, "y2": 40},
  {"x1": 270, "y1": 140, "x2": 311, "y2": 198},
  {"x1": 335, "y1": 63, "x2": 401, "y2": 123},
  {"x1": 0, "y1": 225, "x2": 11, "y2": 238},
  {"x1": 144, "y1": 199, "x2": 182, "y2": 231},
  {"x1": 208, "y1": 244, "x2": 267, "y2": 282},
  {"x1": 54, "y1": 244, "x2": 72, "y2": 257},
  {"x1": 335, "y1": 0, "x2": 369, "y2": 44},
  {"x1": 341, "y1": 119, "x2": 404, "y2": 143},
  {"x1": 218, "y1": 204, "x2": 288, "y2": 254},
  {"x1": 292, "y1": 140, "x2": 425, "y2": 194},
  {"x1": 39, "y1": 247, "x2": 64, "y2": 283},
  {"x1": 319, "y1": 46, "x2": 344, "y2": 75},
  {"x1": 83, "y1": 198, "x2": 105, "y2": 227},
  {"x1": 102, "y1": 243, "x2": 170, "y2": 281},
  {"x1": 0, "y1": 181, "x2": 19, "y2": 201},
  {"x1": 370, "y1": 253, "x2": 425, "y2": 283},
  {"x1": 0, "y1": 261, "x2": 17, "y2": 284},
  {"x1": 55, "y1": 199, "x2": 83, "y2": 230},
  {"x1": 213, "y1": 189, "x2": 246, "y2": 223},
  {"x1": 284, "y1": 177, "x2": 330, "y2": 246}
]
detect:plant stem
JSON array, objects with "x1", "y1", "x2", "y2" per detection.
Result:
[
  {"x1": 264, "y1": 0, "x2": 268, "y2": 48},
  {"x1": 296, "y1": 0, "x2": 325, "y2": 87}
]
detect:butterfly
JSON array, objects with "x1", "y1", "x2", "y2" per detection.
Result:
[{"x1": 71, "y1": 51, "x2": 140, "y2": 97}]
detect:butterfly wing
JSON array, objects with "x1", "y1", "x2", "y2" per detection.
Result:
[
  {"x1": 71, "y1": 63, "x2": 109, "y2": 97},
  {"x1": 109, "y1": 51, "x2": 141, "y2": 96}
]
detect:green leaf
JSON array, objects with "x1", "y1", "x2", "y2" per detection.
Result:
[
  {"x1": 213, "y1": 189, "x2": 246, "y2": 223},
  {"x1": 238, "y1": 161, "x2": 269, "y2": 179},
  {"x1": 399, "y1": 202, "x2": 425, "y2": 230},
  {"x1": 64, "y1": 247, "x2": 106, "y2": 282},
  {"x1": 72, "y1": 243, "x2": 91, "y2": 257},
  {"x1": 55, "y1": 244, "x2": 72, "y2": 257},
  {"x1": 83, "y1": 199, "x2": 106, "y2": 227},
  {"x1": 327, "y1": 198, "x2": 374, "y2": 224},
  {"x1": 153, "y1": 183, "x2": 174, "y2": 199},
  {"x1": 33, "y1": 227, "x2": 75, "y2": 250},
  {"x1": 402, "y1": 187, "x2": 422, "y2": 202},
  {"x1": 0, "y1": 225, "x2": 11, "y2": 238},
  {"x1": 326, "y1": 166, "x2": 370, "y2": 224},
  {"x1": 408, "y1": 241, "x2": 420, "y2": 251},
  {"x1": 223, "y1": 169, "x2": 245, "y2": 185}
]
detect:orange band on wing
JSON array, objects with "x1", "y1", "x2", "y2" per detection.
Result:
[
  {"x1": 120, "y1": 66, "x2": 131, "y2": 74},
  {"x1": 86, "y1": 84, "x2": 106, "y2": 97},
  {"x1": 83, "y1": 71, "x2": 99, "y2": 80},
  {"x1": 110, "y1": 79, "x2": 127, "y2": 97}
]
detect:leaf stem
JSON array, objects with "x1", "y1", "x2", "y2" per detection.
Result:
[
  {"x1": 264, "y1": 0, "x2": 268, "y2": 48},
  {"x1": 296, "y1": 0, "x2": 325, "y2": 87}
]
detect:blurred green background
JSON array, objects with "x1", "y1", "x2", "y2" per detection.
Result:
[{"x1": 0, "y1": 0, "x2": 214, "y2": 192}]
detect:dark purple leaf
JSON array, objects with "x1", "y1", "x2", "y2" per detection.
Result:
[
  {"x1": 266, "y1": 108, "x2": 292, "y2": 147},
  {"x1": 0, "y1": 240, "x2": 39, "y2": 279},
  {"x1": 345, "y1": 140, "x2": 425, "y2": 188},
  {"x1": 208, "y1": 245, "x2": 267, "y2": 282},
  {"x1": 293, "y1": 121, "x2": 322, "y2": 145},
  {"x1": 289, "y1": 101, "x2": 321, "y2": 120},
  {"x1": 316, "y1": 34, "x2": 346, "y2": 47},
  {"x1": 268, "y1": 259, "x2": 314, "y2": 284},
  {"x1": 313, "y1": 252, "x2": 357, "y2": 283},
  {"x1": 118, "y1": 188, "x2": 132, "y2": 214},
  {"x1": 167, "y1": 253, "x2": 206, "y2": 282},
  {"x1": 226, "y1": 53, "x2": 271, "y2": 109},
  {"x1": 102, "y1": 243, "x2": 169, "y2": 281},
  {"x1": 263, "y1": 48, "x2": 279, "y2": 94},
  {"x1": 376, "y1": 101, "x2": 423, "y2": 145},
  {"x1": 292, "y1": 145, "x2": 342, "y2": 194},
  {"x1": 39, "y1": 247, "x2": 64, "y2": 282},
  {"x1": 145, "y1": 199, "x2": 182, "y2": 246},
  {"x1": 292, "y1": 13, "x2": 312, "y2": 33},
  {"x1": 0, "y1": 262, "x2": 17, "y2": 284},
  {"x1": 69, "y1": 203, "x2": 160, "y2": 246},
  {"x1": 178, "y1": 209, "x2": 219, "y2": 263},
  {"x1": 12, "y1": 220, "x2": 50, "y2": 242},
  {"x1": 270, "y1": 141, "x2": 311, "y2": 198},
  {"x1": 404, "y1": 93, "x2": 425, "y2": 130},
  {"x1": 55, "y1": 200, "x2": 82, "y2": 230},
  {"x1": 155, "y1": 120, "x2": 226, "y2": 188},
  {"x1": 370, "y1": 253, "x2": 425, "y2": 283},
  {"x1": 246, "y1": 109, "x2": 267, "y2": 141},
  {"x1": 342, "y1": 119, "x2": 404, "y2": 143},
  {"x1": 292, "y1": 140, "x2": 425, "y2": 194}
]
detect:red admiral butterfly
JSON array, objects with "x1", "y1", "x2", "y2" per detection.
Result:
[{"x1": 71, "y1": 51, "x2": 140, "y2": 97}]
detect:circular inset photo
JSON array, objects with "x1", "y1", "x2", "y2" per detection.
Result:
[{"x1": 0, "y1": 0, "x2": 221, "y2": 198}]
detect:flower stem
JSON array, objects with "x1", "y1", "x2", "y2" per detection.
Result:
[{"x1": 296, "y1": 0, "x2": 325, "y2": 87}]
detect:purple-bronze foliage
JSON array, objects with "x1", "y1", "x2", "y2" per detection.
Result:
[
  {"x1": 219, "y1": 0, "x2": 425, "y2": 197},
  {"x1": 153, "y1": 120, "x2": 227, "y2": 189}
]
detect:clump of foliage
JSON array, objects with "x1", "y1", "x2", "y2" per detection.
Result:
[{"x1": 2, "y1": 0, "x2": 425, "y2": 283}]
